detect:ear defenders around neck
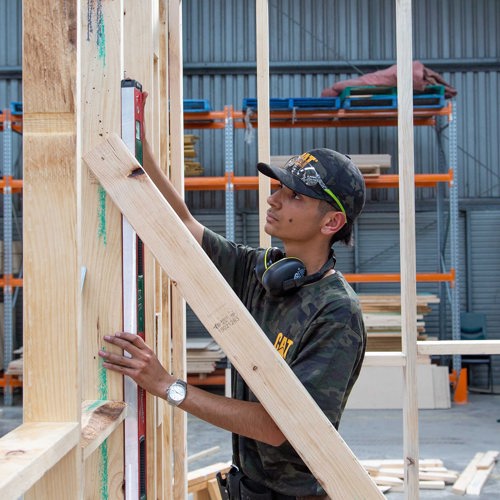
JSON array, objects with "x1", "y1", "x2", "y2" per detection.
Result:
[{"x1": 254, "y1": 247, "x2": 336, "y2": 296}]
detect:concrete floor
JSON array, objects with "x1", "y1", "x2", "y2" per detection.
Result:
[
  {"x1": 1, "y1": 391, "x2": 499, "y2": 499},
  {"x1": 186, "y1": 391, "x2": 500, "y2": 500}
]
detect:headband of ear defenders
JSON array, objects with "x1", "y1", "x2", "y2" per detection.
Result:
[{"x1": 254, "y1": 247, "x2": 336, "y2": 296}]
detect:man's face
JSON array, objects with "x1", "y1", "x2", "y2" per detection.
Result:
[{"x1": 264, "y1": 183, "x2": 325, "y2": 245}]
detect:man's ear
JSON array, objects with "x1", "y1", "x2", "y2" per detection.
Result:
[{"x1": 321, "y1": 211, "x2": 346, "y2": 236}]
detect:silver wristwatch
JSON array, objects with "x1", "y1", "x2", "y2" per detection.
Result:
[{"x1": 166, "y1": 379, "x2": 187, "y2": 407}]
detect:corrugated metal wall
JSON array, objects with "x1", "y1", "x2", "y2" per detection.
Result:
[{"x1": 184, "y1": 0, "x2": 500, "y2": 210}]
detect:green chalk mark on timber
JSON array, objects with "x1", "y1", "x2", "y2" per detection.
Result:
[
  {"x1": 100, "y1": 438, "x2": 109, "y2": 499},
  {"x1": 96, "y1": 0, "x2": 106, "y2": 65},
  {"x1": 98, "y1": 185, "x2": 107, "y2": 245},
  {"x1": 98, "y1": 350, "x2": 108, "y2": 405},
  {"x1": 98, "y1": 351, "x2": 109, "y2": 499}
]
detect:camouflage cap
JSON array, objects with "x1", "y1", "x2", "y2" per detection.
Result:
[{"x1": 257, "y1": 148, "x2": 366, "y2": 222}]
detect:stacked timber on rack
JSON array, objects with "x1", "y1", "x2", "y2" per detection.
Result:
[
  {"x1": 359, "y1": 294, "x2": 440, "y2": 351},
  {"x1": 184, "y1": 134, "x2": 203, "y2": 176},
  {"x1": 271, "y1": 154, "x2": 391, "y2": 178},
  {"x1": 186, "y1": 338, "x2": 225, "y2": 375}
]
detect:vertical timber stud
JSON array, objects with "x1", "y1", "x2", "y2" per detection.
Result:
[
  {"x1": 158, "y1": 1, "x2": 174, "y2": 498},
  {"x1": 395, "y1": 0, "x2": 420, "y2": 497},
  {"x1": 123, "y1": 1, "x2": 158, "y2": 498},
  {"x1": 256, "y1": 0, "x2": 272, "y2": 248},
  {"x1": 84, "y1": 136, "x2": 385, "y2": 500},
  {"x1": 168, "y1": 1, "x2": 189, "y2": 497},
  {"x1": 23, "y1": 0, "x2": 80, "y2": 497},
  {"x1": 80, "y1": 0, "x2": 125, "y2": 497}
]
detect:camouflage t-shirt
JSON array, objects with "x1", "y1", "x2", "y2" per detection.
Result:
[{"x1": 202, "y1": 228, "x2": 366, "y2": 497}]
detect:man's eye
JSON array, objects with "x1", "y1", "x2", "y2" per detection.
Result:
[{"x1": 292, "y1": 191, "x2": 300, "y2": 199}]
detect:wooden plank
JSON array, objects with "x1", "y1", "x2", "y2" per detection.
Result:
[
  {"x1": 256, "y1": 0, "x2": 271, "y2": 248},
  {"x1": 452, "y1": 452, "x2": 484, "y2": 495},
  {"x1": 80, "y1": 400, "x2": 127, "y2": 460},
  {"x1": 207, "y1": 478, "x2": 222, "y2": 500},
  {"x1": 466, "y1": 463, "x2": 495, "y2": 495},
  {"x1": 167, "y1": 1, "x2": 189, "y2": 497},
  {"x1": 83, "y1": 135, "x2": 384, "y2": 499},
  {"x1": 362, "y1": 458, "x2": 444, "y2": 469},
  {"x1": 80, "y1": 1, "x2": 124, "y2": 497},
  {"x1": 476, "y1": 450, "x2": 499, "y2": 469},
  {"x1": 363, "y1": 352, "x2": 406, "y2": 366},
  {"x1": 396, "y1": 0, "x2": 420, "y2": 495},
  {"x1": 157, "y1": 1, "x2": 173, "y2": 498},
  {"x1": 417, "y1": 340, "x2": 500, "y2": 355},
  {"x1": 23, "y1": 0, "x2": 81, "y2": 497},
  {"x1": 0, "y1": 422, "x2": 79, "y2": 499},
  {"x1": 188, "y1": 462, "x2": 231, "y2": 491}
]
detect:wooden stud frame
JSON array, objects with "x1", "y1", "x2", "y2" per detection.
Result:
[{"x1": 2, "y1": 1, "x2": 500, "y2": 498}]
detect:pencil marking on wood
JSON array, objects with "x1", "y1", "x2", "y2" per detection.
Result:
[{"x1": 86, "y1": 0, "x2": 106, "y2": 65}]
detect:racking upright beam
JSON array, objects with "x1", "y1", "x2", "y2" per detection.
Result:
[{"x1": 2, "y1": 109, "x2": 13, "y2": 405}]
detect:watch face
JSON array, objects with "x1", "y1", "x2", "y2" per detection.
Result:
[
  {"x1": 168, "y1": 381, "x2": 186, "y2": 405},
  {"x1": 170, "y1": 383, "x2": 185, "y2": 401}
]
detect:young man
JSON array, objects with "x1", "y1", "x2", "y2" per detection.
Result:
[{"x1": 99, "y1": 146, "x2": 366, "y2": 499}]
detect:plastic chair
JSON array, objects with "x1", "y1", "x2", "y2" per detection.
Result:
[{"x1": 460, "y1": 312, "x2": 494, "y2": 393}]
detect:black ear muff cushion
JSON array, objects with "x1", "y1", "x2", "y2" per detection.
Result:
[
  {"x1": 262, "y1": 257, "x2": 306, "y2": 296},
  {"x1": 254, "y1": 247, "x2": 284, "y2": 283}
]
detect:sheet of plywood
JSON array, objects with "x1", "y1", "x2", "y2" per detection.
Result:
[
  {"x1": 84, "y1": 135, "x2": 383, "y2": 499},
  {"x1": 346, "y1": 364, "x2": 450, "y2": 410}
]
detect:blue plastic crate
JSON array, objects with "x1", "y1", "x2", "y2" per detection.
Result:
[
  {"x1": 415, "y1": 85, "x2": 446, "y2": 96},
  {"x1": 242, "y1": 98, "x2": 291, "y2": 111},
  {"x1": 10, "y1": 101, "x2": 23, "y2": 115},
  {"x1": 184, "y1": 99, "x2": 212, "y2": 112},
  {"x1": 289, "y1": 97, "x2": 340, "y2": 110},
  {"x1": 413, "y1": 94, "x2": 446, "y2": 109},
  {"x1": 342, "y1": 94, "x2": 397, "y2": 110},
  {"x1": 339, "y1": 86, "x2": 397, "y2": 100}
]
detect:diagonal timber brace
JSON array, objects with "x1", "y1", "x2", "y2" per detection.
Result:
[{"x1": 83, "y1": 134, "x2": 383, "y2": 499}]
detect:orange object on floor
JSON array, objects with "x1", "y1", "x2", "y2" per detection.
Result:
[{"x1": 453, "y1": 368, "x2": 468, "y2": 405}]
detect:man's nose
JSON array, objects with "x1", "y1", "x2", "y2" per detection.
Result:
[{"x1": 267, "y1": 189, "x2": 281, "y2": 206}]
